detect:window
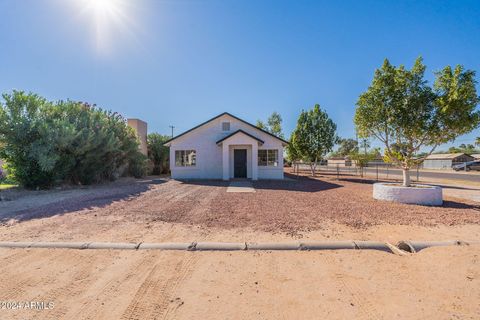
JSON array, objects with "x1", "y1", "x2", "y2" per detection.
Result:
[
  {"x1": 175, "y1": 150, "x2": 196, "y2": 167},
  {"x1": 258, "y1": 149, "x2": 278, "y2": 166},
  {"x1": 222, "y1": 122, "x2": 230, "y2": 131}
]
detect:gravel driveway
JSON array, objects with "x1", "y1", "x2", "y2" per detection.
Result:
[{"x1": 1, "y1": 174, "x2": 479, "y2": 238}]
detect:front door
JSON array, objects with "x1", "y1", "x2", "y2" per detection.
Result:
[{"x1": 234, "y1": 149, "x2": 247, "y2": 178}]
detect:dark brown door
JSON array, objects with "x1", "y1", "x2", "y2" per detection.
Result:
[{"x1": 234, "y1": 149, "x2": 247, "y2": 178}]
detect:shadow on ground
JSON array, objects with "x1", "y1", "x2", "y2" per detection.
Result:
[
  {"x1": 442, "y1": 200, "x2": 480, "y2": 211},
  {"x1": 178, "y1": 180, "x2": 230, "y2": 187},
  {"x1": 0, "y1": 179, "x2": 165, "y2": 224},
  {"x1": 253, "y1": 174, "x2": 342, "y2": 192},
  {"x1": 178, "y1": 174, "x2": 342, "y2": 193}
]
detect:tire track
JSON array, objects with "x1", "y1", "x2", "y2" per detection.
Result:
[
  {"x1": 66, "y1": 253, "x2": 161, "y2": 320},
  {"x1": 121, "y1": 253, "x2": 198, "y2": 320}
]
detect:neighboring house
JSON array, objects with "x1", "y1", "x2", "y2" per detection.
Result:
[
  {"x1": 423, "y1": 153, "x2": 475, "y2": 169},
  {"x1": 163, "y1": 112, "x2": 288, "y2": 180},
  {"x1": 472, "y1": 154, "x2": 480, "y2": 160},
  {"x1": 327, "y1": 157, "x2": 352, "y2": 167}
]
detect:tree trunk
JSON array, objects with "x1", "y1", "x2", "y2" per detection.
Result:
[
  {"x1": 310, "y1": 158, "x2": 317, "y2": 177},
  {"x1": 402, "y1": 169, "x2": 411, "y2": 187}
]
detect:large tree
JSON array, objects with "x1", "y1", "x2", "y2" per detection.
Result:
[
  {"x1": 256, "y1": 111, "x2": 284, "y2": 139},
  {"x1": 291, "y1": 104, "x2": 337, "y2": 175},
  {"x1": 355, "y1": 57, "x2": 480, "y2": 186}
]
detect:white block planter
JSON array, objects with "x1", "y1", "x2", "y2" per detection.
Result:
[{"x1": 373, "y1": 183, "x2": 443, "y2": 206}]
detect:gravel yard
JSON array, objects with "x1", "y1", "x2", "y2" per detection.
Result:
[
  {"x1": 1, "y1": 173, "x2": 480, "y2": 320},
  {"x1": 1, "y1": 173, "x2": 479, "y2": 241}
]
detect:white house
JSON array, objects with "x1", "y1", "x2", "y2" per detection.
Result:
[{"x1": 164, "y1": 112, "x2": 288, "y2": 180}]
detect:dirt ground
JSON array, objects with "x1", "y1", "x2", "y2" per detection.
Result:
[
  {"x1": 0, "y1": 247, "x2": 478, "y2": 320},
  {"x1": 0, "y1": 173, "x2": 479, "y2": 319}
]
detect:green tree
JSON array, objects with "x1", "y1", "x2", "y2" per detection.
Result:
[
  {"x1": 256, "y1": 120, "x2": 266, "y2": 130},
  {"x1": 147, "y1": 133, "x2": 170, "y2": 175},
  {"x1": 476, "y1": 137, "x2": 480, "y2": 147},
  {"x1": 291, "y1": 104, "x2": 337, "y2": 176},
  {"x1": 447, "y1": 143, "x2": 477, "y2": 154},
  {"x1": 256, "y1": 112, "x2": 284, "y2": 139},
  {"x1": 332, "y1": 138, "x2": 358, "y2": 157},
  {"x1": 350, "y1": 149, "x2": 379, "y2": 178},
  {"x1": 355, "y1": 57, "x2": 480, "y2": 187}
]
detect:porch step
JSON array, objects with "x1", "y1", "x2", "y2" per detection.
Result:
[{"x1": 226, "y1": 181, "x2": 255, "y2": 193}]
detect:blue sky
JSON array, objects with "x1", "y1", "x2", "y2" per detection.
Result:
[{"x1": 1, "y1": 0, "x2": 479, "y2": 151}]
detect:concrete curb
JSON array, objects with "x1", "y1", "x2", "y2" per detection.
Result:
[
  {"x1": 196, "y1": 242, "x2": 247, "y2": 251},
  {"x1": 138, "y1": 242, "x2": 193, "y2": 250},
  {"x1": 247, "y1": 242, "x2": 301, "y2": 250},
  {"x1": 87, "y1": 242, "x2": 138, "y2": 250},
  {"x1": 300, "y1": 241, "x2": 357, "y2": 251},
  {"x1": 0, "y1": 240, "x2": 477, "y2": 253}
]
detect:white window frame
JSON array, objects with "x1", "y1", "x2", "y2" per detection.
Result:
[
  {"x1": 222, "y1": 122, "x2": 230, "y2": 131},
  {"x1": 258, "y1": 149, "x2": 278, "y2": 167},
  {"x1": 175, "y1": 150, "x2": 196, "y2": 167}
]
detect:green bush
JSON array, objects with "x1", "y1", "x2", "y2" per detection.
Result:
[
  {"x1": 0, "y1": 90, "x2": 147, "y2": 189},
  {"x1": 147, "y1": 133, "x2": 170, "y2": 175}
]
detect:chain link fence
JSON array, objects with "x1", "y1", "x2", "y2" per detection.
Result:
[{"x1": 291, "y1": 162, "x2": 423, "y2": 182}]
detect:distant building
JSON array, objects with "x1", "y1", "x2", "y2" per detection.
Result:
[
  {"x1": 327, "y1": 157, "x2": 352, "y2": 167},
  {"x1": 472, "y1": 154, "x2": 480, "y2": 160},
  {"x1": 127, "y1": 119, "x2": 148, "y2": 156},
  {"x1": 423, "y1": 153, "x2": 475, "y2": 169}
]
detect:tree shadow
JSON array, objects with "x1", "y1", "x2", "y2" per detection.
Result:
[
  {"x1": 253, "y1": 174, "x2": 342, "y2": 192},
  {"x1": 336, "y1": 177, "x2": 380, "y2": 184},
  {"x1": 442, "y1": 200, "x2": 480, "y2": 211},
  {"x1": 178, "y1": 180, "x2": 230, "y2": 187},
  {"x1": 0, "y1": 179, "x2": 164, "y2": 224}
]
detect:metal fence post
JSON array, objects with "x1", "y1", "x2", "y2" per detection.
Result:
[{"x1": 336, "y1": 164, "x2": 339, "y2": 180}]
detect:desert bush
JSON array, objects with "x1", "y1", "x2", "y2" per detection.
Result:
[
  {"x1": 147, "y1": 133, "x2": 170, "y2": 175},
  {"x1": 0, "y1": 90, "x2": 147, "y2": 189}
]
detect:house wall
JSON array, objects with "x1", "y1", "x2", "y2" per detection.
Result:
[
  {"x1": 423, "y1": 159, "x2": 452, "y2": 169},
  {"x1": 327, "y1": 159, "x2": 352, "y2": 167},
  {"x1": 423, "y1": 155, "x2": 474, "y2": 169},
  {"x1": 169, "y1": 114, "x2": 284, "y2": 180}
]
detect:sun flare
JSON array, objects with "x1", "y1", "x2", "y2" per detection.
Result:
[
  {"x1": 85, "y1": 0, "x2": 120, "y2": 16},
  {"x1": 76, "y1": 0, "x2": 138, "y2": 55}
]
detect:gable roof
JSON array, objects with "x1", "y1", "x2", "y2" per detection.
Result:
[
  {"x1": 216, "y1": 129, "x2": 264, "y2": 145},
  {"x1": 163, "y1": 112, "x2": 289, "y2": 145},
  {"x1": 425, "y1": 153, "x2": 473, "y2": 160}
]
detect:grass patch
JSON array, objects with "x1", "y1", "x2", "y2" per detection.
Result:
[{"x1": 0, "y1": 184, "x2": 17, "y2": 190}]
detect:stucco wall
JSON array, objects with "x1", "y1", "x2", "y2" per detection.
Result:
[
  {"x1": 168, "y1": 114, "x2": 284, "y2": 180},
  {"x1": 127, "y1": 119, "x2": 148, "y2": 156}
]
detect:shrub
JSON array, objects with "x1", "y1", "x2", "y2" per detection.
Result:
[
  {"x1": 147, "y1": 133, "x2": 170, "y2": 175},
  {"x1": 0, "y1": 90, "x2": 147, "y2": 189}
]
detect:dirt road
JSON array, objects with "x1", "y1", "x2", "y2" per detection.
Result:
[{"x1": 0, "y1": 246, "x2": 478, "y2": 320}]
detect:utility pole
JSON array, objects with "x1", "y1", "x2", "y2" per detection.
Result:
[{"x1": 169, "y1": 125, "x2": 175, "y2": 138}]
